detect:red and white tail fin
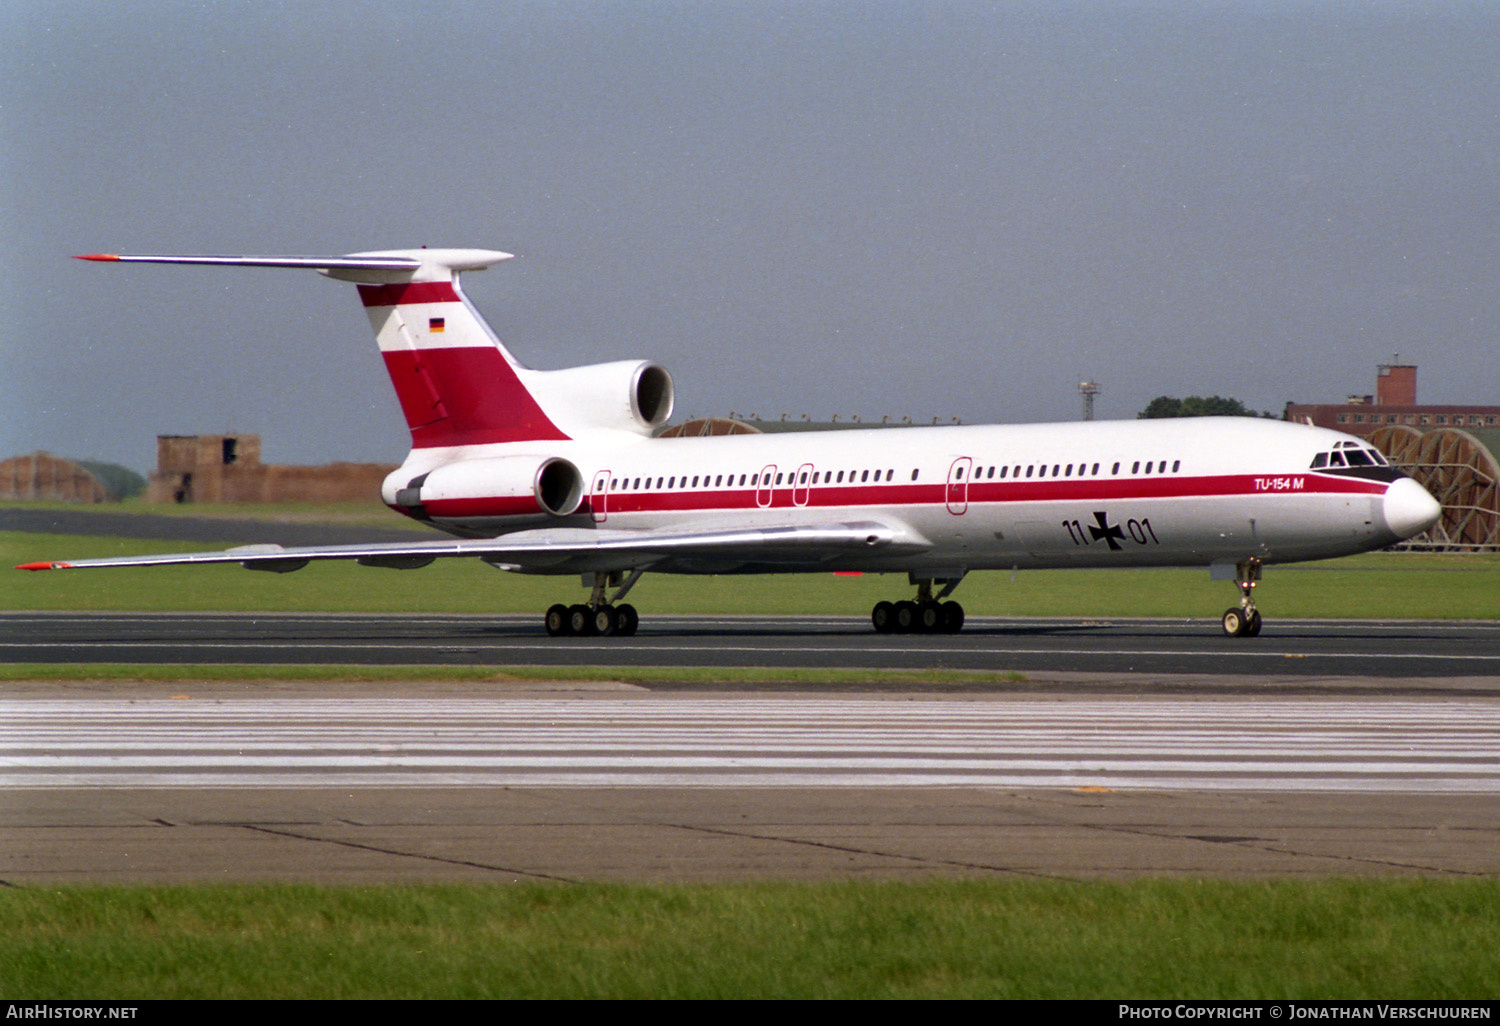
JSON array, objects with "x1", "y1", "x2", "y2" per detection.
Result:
[{"x1": 77, "y1": 249, "x2": 575, "y2": 449}]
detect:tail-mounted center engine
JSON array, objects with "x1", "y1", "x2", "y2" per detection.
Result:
[
  {"x1": 530, "y1": 360, "x2": 674, "y2": 436},
  {"x1": 386, "y1": 455, "x2": 585, "y2": 529}
]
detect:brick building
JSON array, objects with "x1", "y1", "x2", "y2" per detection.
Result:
[
  {"x1": 148, "y1": 434, "x2": 396, "y2": 504},
  {"x1": 0, "y1": 452, "x2": 110, "y2": 503},
  {"x1": 1284, "y1": 363, "x2": 1500, "y2": 435}
]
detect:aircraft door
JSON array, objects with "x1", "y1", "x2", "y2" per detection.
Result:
[
  {"x1": 756, "y1": 464, "x2": 777, "y2": 508},
  {"x1": 590, "y1": 469, "x2": 611, "y2": 523},
  {"x1": 946, "y1": 457, "x2": 973, "y2": 515},
  {"x1": 792, "y1": 463, "x2": 814, "y2": 507}
]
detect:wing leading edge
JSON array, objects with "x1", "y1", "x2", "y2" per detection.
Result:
[{"x1": 17, "y1": 521, "x2": 928, "y2": 576}]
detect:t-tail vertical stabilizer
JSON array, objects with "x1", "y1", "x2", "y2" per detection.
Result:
[{"x1": 76, "y1": 249, "x2": 674, "y2": 449}]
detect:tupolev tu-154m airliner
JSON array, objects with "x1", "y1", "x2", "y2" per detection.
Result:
[{"x1": 19, "y1": 247, "x2": 1442, "y2": 638}]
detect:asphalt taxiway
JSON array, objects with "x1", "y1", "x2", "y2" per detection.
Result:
[{"x1": 5, "y1": 611, "x2": 1500, "y2": 682}]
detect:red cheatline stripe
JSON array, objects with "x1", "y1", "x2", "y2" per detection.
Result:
[
  {"x1": 410, "y1": 497, "x2": 546, "y2": 519},
  {"x1": 415, "y1": 473, "x2": 1387, "y2": 521},
  {"x1": 357, "y1": 282, "x2": 461, "y2": 307}
]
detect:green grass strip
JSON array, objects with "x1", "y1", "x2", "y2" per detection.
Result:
[{"x1": 5, "y1": 879, "x2": 1499, "y2": 999}]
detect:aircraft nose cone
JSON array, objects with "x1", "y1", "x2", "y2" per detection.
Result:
[{"x1": 1382, "y1": 477, "x2": 1442, "y2": 540}]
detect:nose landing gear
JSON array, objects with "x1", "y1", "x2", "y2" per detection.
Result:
[{"x1": 1221, "y1": 558, "x2": 1263, "y2": 637}]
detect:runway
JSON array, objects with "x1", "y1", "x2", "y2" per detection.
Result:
[
  {"x1": 8, "y1": 692, "x2": 1499, "y2": 792},
  {"x1": 4, "y1": 611, "x2": 1500, "y2": 681},
  {"x1": 6, "y1": 608, "x2": 1498, "y2": 883},
  {"x1": 4, "y1": 685, "x2": 1499, "y2": 883}
]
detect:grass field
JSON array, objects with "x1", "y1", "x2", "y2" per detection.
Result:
[{"x1": 6, "y1": 880, "x2": 1500, "y2": 999}]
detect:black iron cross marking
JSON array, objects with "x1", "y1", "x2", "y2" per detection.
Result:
[{"x1": 1089, "y1": 511, "x2": 1125, "y2": 550}]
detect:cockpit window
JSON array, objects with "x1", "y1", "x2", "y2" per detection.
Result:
[{"x1": 1311, "y1": 445, "x2": 1389, "y2": 470}]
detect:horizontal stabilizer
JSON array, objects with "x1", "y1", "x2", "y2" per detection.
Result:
[
  {"x1": 74, "y1": 249, "x2": 513, "y2": 283},
  {"x1": 76, "y1": 253, "x2": 423, "y2": 271}
]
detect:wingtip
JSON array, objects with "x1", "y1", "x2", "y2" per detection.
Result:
[
  {"x1": 74, "y1": 253, "x2": 121, "y2": 262},
  {"x1": 16, "y1": 561, "x2": 67, "y2": 571}
]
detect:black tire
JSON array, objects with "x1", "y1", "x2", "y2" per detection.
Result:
[
  {"x1": 940, "y1": 601, "x2": 965, "y2": 633},
  {"x1": 917, "y1": 601, "x2": 941, "y2": 633},
  {"x1": 569, "y1": 604, "x2": 595, "y2": 636},
  {"x1": 593, "y1": 604, "x2": 618, "y2": 636},
  {"x1": 545, "y1": 603, "x2": 571, "y2": 637},
  {"x1": 1222, "y1": 608, "x2": 1246, "y2": 637},
  {"x1": 1244, "y1": 609, "x2": 1263, "y2": 637},
  {"x1": 894, "y1": 601, "x2": 917, "y2": 633},
  {"x1": 872, "y1": 601, "x2": 895, "y2": 633},
  {"x1": 615, "y1": 603, "x2": 639, "y2": 636}
]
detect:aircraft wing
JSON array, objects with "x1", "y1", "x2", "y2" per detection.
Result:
[{"x1": 17, "y1": 520, "x2": 928, "y2": 575}]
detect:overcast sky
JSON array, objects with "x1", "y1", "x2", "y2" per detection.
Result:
[{"x1": 5, "y1": 0, "x2": 1498, "y2": 472}]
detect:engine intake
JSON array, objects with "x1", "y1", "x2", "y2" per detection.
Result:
[{"x1": 529, "y1": 360, "x2": 675, "y2": 436}]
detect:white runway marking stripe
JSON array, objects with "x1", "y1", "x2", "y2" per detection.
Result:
[{"x1": 4, "y1": 696, "x2": 1499, "y2": 792}]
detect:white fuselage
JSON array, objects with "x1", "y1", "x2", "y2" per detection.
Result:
[{"x1": 385, "y1": 416, "x2": 1430, "y2": 577}]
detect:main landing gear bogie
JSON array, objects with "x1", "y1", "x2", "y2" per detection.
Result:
[
  {"x1": 872, "y1": 575, "x2": 967, "y2": 634},
  {"x1": 546, "y1": 601, "x2": 639, "y2": 637},
  {"x1": 544, "y1": 570, "x2": 643, "y2": 637}
]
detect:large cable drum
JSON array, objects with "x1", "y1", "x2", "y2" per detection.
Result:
[{"x1": 1368, "y1": 425, "x2": 1499, "y2": 550}]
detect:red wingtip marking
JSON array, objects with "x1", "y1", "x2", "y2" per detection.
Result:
[
  {"x1": 74, "y1": 253, "x2": 121, "y2": 262},
  {"x1": 16, "y1": 561, "x2": 66, "y2": 571}
]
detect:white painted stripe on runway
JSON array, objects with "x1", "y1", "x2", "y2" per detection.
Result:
[
  {"x1": 4, "y1": 695, "x2": 1499, "y2": 792},
  {"x1": 3, "y1": 774, "x2": 1495, "y2": 793},
  {"x1": 9, "y1": 756, "x2": 1498, "y2": 776}
]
